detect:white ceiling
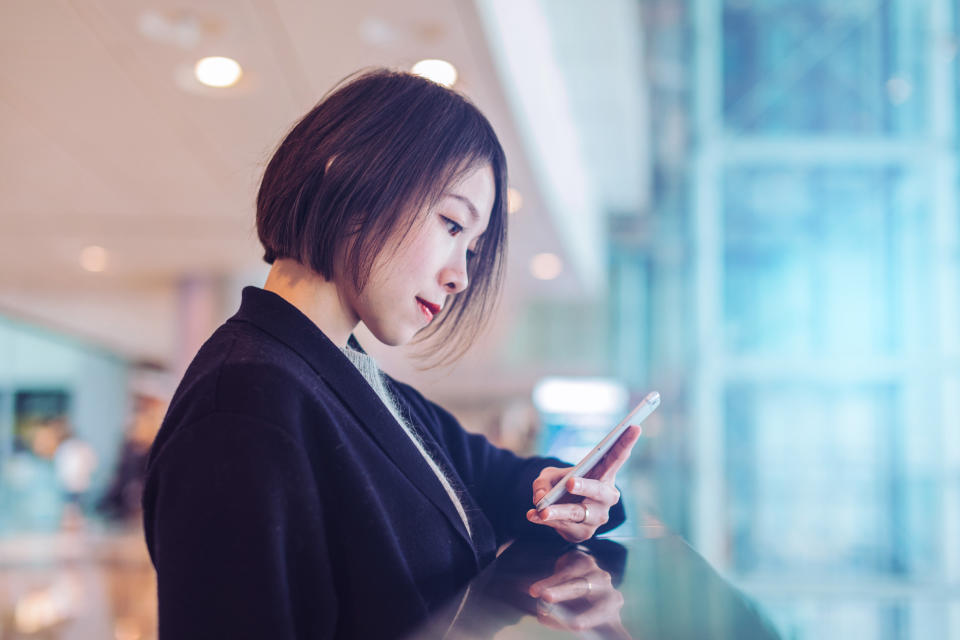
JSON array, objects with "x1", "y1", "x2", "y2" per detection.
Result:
[
  {"x1": 0, "y1": 0, "x2": 645, "y2": 403},
  {"x1": 0, "y1": 0, "x2": 573, "y2": 286},
  {"x1": 0, "y1": 1, "x2": 575, "y2": 342}
]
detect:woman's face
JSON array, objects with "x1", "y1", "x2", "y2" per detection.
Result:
[{"x1": 343, "y1": 163, "x2": 495, "y2": 347}]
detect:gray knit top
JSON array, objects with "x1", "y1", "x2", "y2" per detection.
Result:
[{"x1": 339, "y1": 345, "x2": 473, "y2": 540}]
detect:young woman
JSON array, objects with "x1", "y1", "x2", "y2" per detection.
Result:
[{"x1": 143, "y1": 68, "x2": 641, "y2": 639}]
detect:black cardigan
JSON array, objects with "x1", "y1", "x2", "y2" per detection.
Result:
[{"x1": 143, "y1": 286, "x2": 625, "y2": 639}]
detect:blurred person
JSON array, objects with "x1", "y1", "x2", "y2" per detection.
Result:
[
  {"x1": 53, "y1": 430, "x2": 98, "y2": 530},
  {"x1": 142, "y1": 68, "x2": 642, "y2": 639},
  {"x1": 27, "y1": 418, "x2": 67, "y2": 459},
  {"x1": 0, "y1": 419, "x2": 66, "y2": 532},
  {"x1": 99, "y1": 395, "x2": 164, "y2": 523}
]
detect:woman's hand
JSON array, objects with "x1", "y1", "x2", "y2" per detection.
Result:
[{"x1": 526, "y1": 425, "x2": 642, "y2": 543}]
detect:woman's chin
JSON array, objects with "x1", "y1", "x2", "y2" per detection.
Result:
[{"x1": 367, "y1": 324, "x2": 417, "y2": 348}]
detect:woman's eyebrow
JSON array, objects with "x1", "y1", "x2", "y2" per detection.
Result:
[{"x1": 445, "y1": 193, "x2": 479, "y2": 223}]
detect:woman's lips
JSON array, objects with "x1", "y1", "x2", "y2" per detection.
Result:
[{"x1": 416, "y1": 297, "x2": 439, "y2": 321}]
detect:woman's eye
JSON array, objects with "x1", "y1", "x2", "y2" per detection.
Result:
[{"x1": 442, "y1": 216, "x2": 463, "y2": 236}]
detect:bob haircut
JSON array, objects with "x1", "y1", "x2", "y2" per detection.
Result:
[{"x1": 256, "y1": 68, "x2": 508, "y2": 364}]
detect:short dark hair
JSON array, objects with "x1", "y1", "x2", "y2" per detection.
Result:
[{"x1": 256, "y1": 68, "x2": 508, "y2": 364}]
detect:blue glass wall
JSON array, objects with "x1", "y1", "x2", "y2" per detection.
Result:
[
  {"x1": 615, "y1": 0, "x2": 960, "y2": 636},
  {"x1": 0, "y1": 314, "x2": 130, "y2": 533}
]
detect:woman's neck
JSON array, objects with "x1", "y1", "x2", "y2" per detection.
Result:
[{"x1": 262, "y1": 258, "x2": 357, "y2": 347}]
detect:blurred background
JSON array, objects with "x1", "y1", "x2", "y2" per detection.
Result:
[{"x1": 1, "y1": 0, "x2": 958, "y2": 638}]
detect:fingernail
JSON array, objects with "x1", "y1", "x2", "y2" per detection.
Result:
[{"x1": 574, "y1": 479, "x2": 582, "y2": 491}]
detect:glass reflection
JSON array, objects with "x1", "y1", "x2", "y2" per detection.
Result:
[
  {"x1": 530, "y1": 549, "x2": 631, "y2": 638},
  {"x1": 421, "y1": 534, "x2": 781, "y2": 639}
]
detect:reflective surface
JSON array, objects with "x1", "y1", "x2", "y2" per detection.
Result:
[{"x1": 410, "y1": 521, "x2": 781, "y2": 639}]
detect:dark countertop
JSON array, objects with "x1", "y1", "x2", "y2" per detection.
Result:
[{"x1": 408, "y1": 521, "x2": 781, "y2": 639}]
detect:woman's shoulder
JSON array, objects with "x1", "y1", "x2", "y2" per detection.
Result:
[
  {"x1": 155, "y1": 321, "x2": 346, "y2": 455},
  {"x1": 177, "y1": 320, "x2": 322, "y2": 396}
]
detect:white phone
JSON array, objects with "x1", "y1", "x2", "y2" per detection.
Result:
[{"x1": 535, "y1": 391, "x2": 660, "y2": 512}]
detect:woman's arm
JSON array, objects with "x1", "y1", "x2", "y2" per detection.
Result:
[
  {"x1": 392, "y1": 382, "x2": 626, "y2": 543},
  {"x1": 143, "y1": 412, "x2": 336, "y2": 639}
]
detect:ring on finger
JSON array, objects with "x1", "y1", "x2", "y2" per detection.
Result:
[
  {"x1": 579, "y1": 577, "x2": 593, "y2": 595},
  {"x1": 580, "y1": 504, "x2": 590, "y2": 523}
]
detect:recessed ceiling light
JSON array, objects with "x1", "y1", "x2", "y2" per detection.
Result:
[
  {"x1": 411, "y1": 59, "x2": 457, "y2": 87},
  {"x1": 358, "y1": 18, "x2": 398, "y2": 46},
  {"x1": 507, "y1": 187, "x2": 523, "y2": 214},
  {"x1": 530, "y1": 253, "x2": 562, "y2": 280},
  {"x1": 194, "y1": 56, "x2": 242, "y2": 88},
  {"x1": 138, "y1": 9, "x2": 202, "y2": 48},
  {"x1": 80, "y1": 246, "x2": 108, "y2": 273}
]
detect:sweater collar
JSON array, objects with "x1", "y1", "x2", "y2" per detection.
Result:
[{"x1": 229, "y1": 286, "x2": 479, "y2": 559}]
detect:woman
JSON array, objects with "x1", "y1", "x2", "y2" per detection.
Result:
[{"x1": 143, "y1": 68, "x2": 640, "y2": 639}]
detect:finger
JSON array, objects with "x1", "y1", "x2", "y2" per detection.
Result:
[
  {"x1": 528, "y1": 508, "x2": 580, "y2": 529},
  {"x1": 569, "y1": 607, "x2": 615, "y2": 632},
  {"x1": 532, "y1": 478, "x2": 552, "y2": 499},
  {"x1": 528, "y1": 511, "x2": 593, "y2": 544},
  {"x1": 538, "y1": 580, "x2": 590, "y2": 603},
  {"x1": 527, "y1": 564, "x2": 603, "y2": 598},
  {"x1": 528, "y1": 567, "x2": 584, "y2": 598},
  {"x1": 536, "y1": 567, "x2": 611, "y2": 599},
  {"x1": 535, "y1": 601, "x2": 575, "y2": 630},
  {"x1": 583, "y1": 568, "x2": 614, "y2": 597},
  {"x1": 538, "y1": 576, "x2": 601, "y2": 603},
  {"x1": 529, "y1": 557, "x2": 596, "y2": 598},
  {"x1": 538, "y1": 501, "x2": 600, "y2": 525},
  {"x1": 531, "y1": 556, "x2": 594, "y2": 589},
  {"x1": 565, "y1": 477, "x2": 621, "y2": 507},
  {"x1": 598, "y1": 425, "x2": 641, "y2": 477},
  {"x1": 568, "y1": 590, "x2": 626, "y2": 631},
  {"x1": 532, "y1": 467, "x2": 569, "y2": 499},
  {"x1": 595, "y1": 425, "x2": 642, "y2": 483},
  {"x1": 529, "y1": 574, "x2": 570, "y2": 598}
]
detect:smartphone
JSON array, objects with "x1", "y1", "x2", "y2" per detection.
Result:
[{"x1": 535, "y1": 391, "x2": 660, "y2": 512}]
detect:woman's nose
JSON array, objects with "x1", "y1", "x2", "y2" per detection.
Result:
[{"x1": 441, "y1": 255, "x2": 469, "y2": 293}]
